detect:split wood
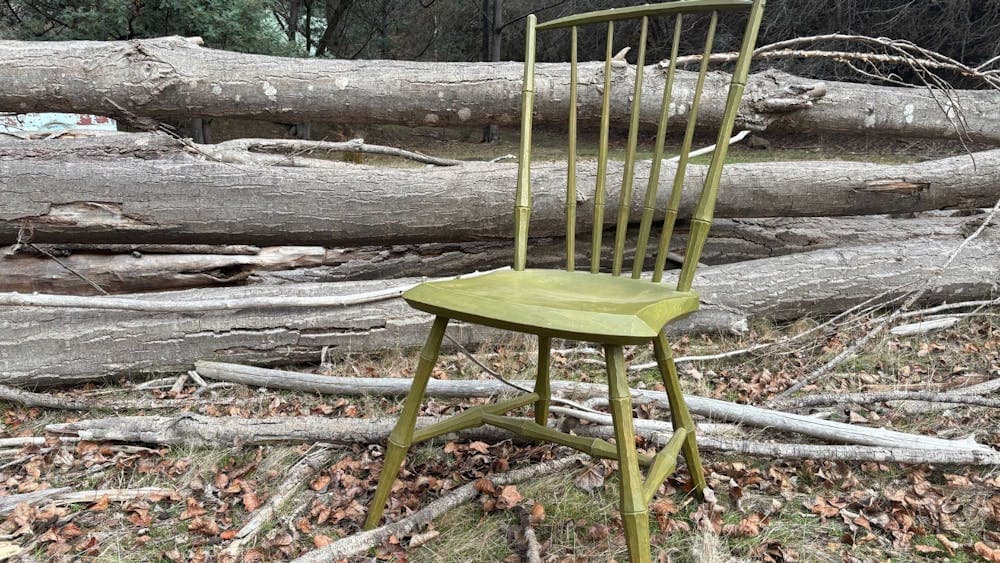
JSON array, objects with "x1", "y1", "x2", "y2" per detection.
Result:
[{"x1": 289, "y1": 454, "x2": 587, "y2": 562}]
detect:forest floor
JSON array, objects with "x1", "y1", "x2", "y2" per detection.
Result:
[
  {"x1": 2, "y1": 310, "x2": 998, "y2": 562},
  {"x1": 1, "y1": 130, "x2": 998, "y2": 562}
]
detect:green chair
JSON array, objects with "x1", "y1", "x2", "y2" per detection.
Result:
[{"x1": 365, "y1": 1, "x2": 765, "y2": 560}]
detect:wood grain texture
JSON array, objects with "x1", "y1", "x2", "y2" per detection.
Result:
[{"x1": 2, "y1": 135, "x2": 998, "y2": 246}]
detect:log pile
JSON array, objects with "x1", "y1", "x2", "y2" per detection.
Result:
[{"x1": 1, "y1": 36, "x2": 999, "y2": 561}]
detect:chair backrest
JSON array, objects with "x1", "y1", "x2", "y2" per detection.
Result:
[{"x1": 513, "y1": 0, "x2": 765, "y2": 292}]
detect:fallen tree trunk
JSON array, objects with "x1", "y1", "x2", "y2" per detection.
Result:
[
  {"x1": 1, "y1": 226, "x2": 996, "y2": 386},
  {"x1": 2, "y1": 135, "x2": 998, "y2": 245},
  {"x1": 1, "y1": 37, "x2": 999, "y2": 143},
  {"x1": 1, "y1": 214, "x2": 975, "y2": 294},
  {"x1": 0, "y1": 246, "x2": 325, "y2": 294},
  {"x1": 252, "y1": 214, "x2": 979, "y2": 284}
]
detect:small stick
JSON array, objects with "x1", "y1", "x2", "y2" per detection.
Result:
[
  {"x1": 289, "y1": 455, "x2": 587, "y2": 562},
  {"x1": 187, "y1": 370, "x2": 208, "y2": 388},
  {"x1": 207, "y1": 138, "x2": 463, "y2": 167},
  {"x1": 220, "y1": 447, "x2": 335, "y2": 559},
  {"x1": 169, "y1": 373, "x2": 189, "y2": 395}
]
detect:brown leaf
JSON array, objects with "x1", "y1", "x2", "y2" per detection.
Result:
[
  {"x1": 573, "y1": 463, "x2": 605, "y2": 492},
  {"x1": 468, "y1": 441, "x2": 490, "y2": 454},
  {"x1": 242, "y1": 492, "x2": 261, "y2": 512},
  {"x1": 219, "y1": 530, "x2": 237, "y2": 540},
  {"x1": 313, "y1": 534, "x2": 333, "y2": 548},
  {"x1": 60, "y1": 523, "x2": 84, "y2": 539},
  {"x1": 187, "y1": 517, "x2": 220, "y2": 536},
  {"x1": 74, "y1": 535, "x2": 98, "y2": 553},
  {"x1": 495, "y1": 485, "x2": 523, "y2": 510},
  {"x1": 180, "y1": 497, "x2": 206, "y2": 520},
  {"x1": 808, "y1": 497, "x2": 840, "y2": 519},
  {"x1": 296, "y1": 517, "x2": 313, "y2": 534},
  {"x1": 974, "y1": 542, "x2": 1000, "y2": 562},
  {"x1": 88, "y1": 495, "x2": 110, "y2": 512},
  {"x1": 474, "y1": 478, "x2": 497, "y2": 496},
  {"x1": 529, "y1": 502, "x2": 546, "y2": 524},
  {"x1": 213, "y1": 472, "x2": 229, "y2": 490},
  {"x1": 914, "y1": 544, "x2": 941, "y2": 554},
  {"x1": 310, "y1": 475, "x2": 332, "y2": 492}
]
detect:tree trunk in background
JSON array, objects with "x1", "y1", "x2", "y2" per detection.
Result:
[
  {"x1": 2, "y1": 228, "x2": 996, "y2": 386},
  {"x1": 2, "y1": 135, "x2": 997, "y2": 246},
  {"x1": 2, "y1": 37, "x2": 999, "y2": 141}
]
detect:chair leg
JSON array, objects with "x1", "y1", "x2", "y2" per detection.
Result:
[
  {"x1": 653, "y1": 332, "x2": 707, "y2": 496},
  {"x1": 364, "y1": 316, "x2": 449, "y2": 530},
  {"x1": 534, "y1": 335, "x2": 552, "y2": 425},
  {"x1": 605, "y1": 345, "x2": 651, "y2": 563}
]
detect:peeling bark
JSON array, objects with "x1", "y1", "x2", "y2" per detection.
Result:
[
  {"x1": 0, "y1": 246, "x2": 325, "y2": 294},
  {"x1": 1, "y1": 228, "x2": 996, "y2": 386},
  {"x1": 2, "y1": 135, "x2": 998, "y2": 246}
]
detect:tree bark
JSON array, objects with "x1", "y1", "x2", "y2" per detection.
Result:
[
  {"x1": 2, "y1": 37, "x2": 999, "y2": 142},
  {"x1": 0, "y1": 246, "x2": 325, "y2": 294},
  {"x1": 1, "y1": 214, "x2": 975, "y2": 294},
  {"x1": 1, "y1": 227, "x2": 996, "y2": 386},
  {"x1": 2, "y1": 135, "x2": 998, "y2": 246}
]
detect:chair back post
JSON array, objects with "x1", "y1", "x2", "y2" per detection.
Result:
[
  {"x1": 676, "y1": 0, "x2": 765, "y2": 291},
  {"x1": 513, "y1": 14, "x2": 537, "y2": 271}
]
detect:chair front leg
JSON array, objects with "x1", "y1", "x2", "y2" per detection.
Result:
[
  {"x1": 364, "y1": 316, "x2": 449, "y2": 530},
  {"x1": 534, "y1": 335, "x2": 552, "y2": 425},
  {"x1": 653, "y1": 332, "x2": 707, "y2": 495},
  {"x1": 605, "y1": 345, "x2": 651, "y2": 563}
]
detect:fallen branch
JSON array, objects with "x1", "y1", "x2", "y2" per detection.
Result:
[
  {"x1": 772, "y1": 390, "x2": 1000, "y2": 410},
  {"x1": 898, "y1": 377, "x2": 1000, "y2": 414},
  {"x1": 0, "y1": 487, "x2": 177, "y2": 515},
  {"x1": 0, "y1": 268, "x2": 500, "y2": 312},
  {"x1": 578, "y1": 427, "x2": 1000, "y2": 466},
  {"x1": 194, "y1": 362, "x2": 992, "y2": 453},
  {"x1": 220, "y1": 447, "x2": 336, "y2": 560},
  {"x1": 290, "y1": 454, "x2": 587, "y2": 562}
]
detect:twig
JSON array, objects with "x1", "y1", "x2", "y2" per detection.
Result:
[
  {"x1": 26, "y1": 243, "x2": 108, "y2": 295},
  {"x1": 0, "y1": 384, "x2": 87, "y2": 410},
  {"x1": 0, "y1": 267, "x2": 506, "y2": 312},
  {"x1": 517, "y1": 505, "x2": 543, "y2": 563},
  {"x1": 443, "y1": 333, "x2": 605, "y2": 415},
  {"x1": 289, "y1": 454, "x2": 587, "y2": 562},
  {"x1": 774, "y1": 195, "x2": 1000, "y2": 399}
]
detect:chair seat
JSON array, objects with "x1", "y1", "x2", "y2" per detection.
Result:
[{"x1": 403, "y1": 269, "x2": 700, "y2": 344}]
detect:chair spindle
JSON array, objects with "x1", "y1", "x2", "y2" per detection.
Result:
[
  {"x1": 677, "y1": 1, "x2": 766, "y2": 291},
  {"x1": 632, "y1": 15, "x2": 683, "y2": 279},
  {"x1": 652, "y1": 10, "x2": 718, "y2": 283},
  {"x1": 610, "y1": 17, "x2": 649, "y2": 277},
  {"x1": 590, "y1": 21, "x2": 615, "y2": 274},
  {"x1": 566, "y1": 26, "x2": 578, "y2": 271},
  {"x1": 513, "y1": 15, "x2": 538, "y2": 272}
]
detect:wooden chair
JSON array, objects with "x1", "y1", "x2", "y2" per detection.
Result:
[{"x1": 365, "y1": 1, "x2": 765, "y2": 560}]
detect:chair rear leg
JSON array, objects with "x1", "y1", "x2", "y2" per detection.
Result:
[
  {"x1": 605, "y1": 345, "x2": 651, "y2": 563},
  {"x1": 534, "y1": 335, "x2": 552, "y2": 425},
  {"x1": 653, "y1": 332, "x2": 707, "y2": 495},
  {"x1": 364, "y1": 316, "x2": 449, "y2": 530}
]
